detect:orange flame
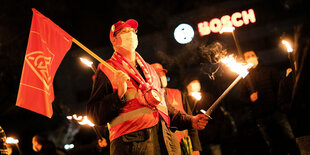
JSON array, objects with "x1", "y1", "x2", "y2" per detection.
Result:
[
  {"x1": 191, "y1": 92, "x2": 202, "y2": 101},
  {"x1": 72, "y1": 114, "x2": 82, "y2": 121},
  {"x1": 77, "y1": 116, "x2": 95, "y2": 127},
  {"x1": 281, "y1": 40, "x2": 293, "y2": 53},
  {"x1": 6, "y1": 137, "x2": 19, "y2": 144},
  {"x1": 220, "y1": 54, "x2": 253, "y2": 78},
  {"x1": 80, "y1": 58, "x2": 93, "y2": 67}
]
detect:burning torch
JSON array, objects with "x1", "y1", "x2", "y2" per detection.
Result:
[
  {"x1": 282, "y1": 40, "x2": 295, "y2": 80},
  {"x1": 6, "y1": 137, "x2": 22, "y2": 155},
  {"x1": 68, "y1": 114, "x2": 103, "y2": 140},
  {"x1": 80, "y1": 57, "x2": 96, "y2": 73},
  {"x1": 191, "y1": 91, "x2": 202, "y2": 114},
  {"x1": 201, "y1": 55, "x2": 253, "y2": 118}
]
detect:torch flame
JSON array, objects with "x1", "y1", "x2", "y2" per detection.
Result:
[
  {"x1": 220, "y1": 54, "x2": 253, "y2": 78},
  {"x1": 220, "y1": 26, "x2": 235, "y2": 34},
  {"x1": 73, "y1": 114, "x2": 82, "y2": 121},
  {"x1": 78, "y1": 116, "x2": 95, "y2": 127},
  {"x1": 80, "y1": 58, "x2": 93, "y2": 67},
  {"x1": 6, "y1": 137, "x2": 19, "y2": 144},
  {"x1": 191, "y1": 92, "x2": 202, "y2": 101},
  {"x1": 281, "y1": 40, "x2": 293, "y2": 53},
  {"x1": 66, "y1": 116, "x2": 73, "y2": 120}
]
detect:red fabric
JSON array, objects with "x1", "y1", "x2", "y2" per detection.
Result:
[
  {"x1": 166, "y1": 88, "x2": 186, "y2": 113},
  {"x1": 109, "y1": 112, "x2": 159, "y2": 141},
  {"x1": 16, "y1": 8, "x2": 73, "y2": 118},
  {"x1": 166, "y1": 88, "x2": 187, "y2": 141},
  {"x1": 111, "y1": 52, "x2": 155, "y2": 93}
]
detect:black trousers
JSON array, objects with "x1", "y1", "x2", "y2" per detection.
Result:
[{"x1": 257, "y1": 111, "x2": 300, "y2": 155}]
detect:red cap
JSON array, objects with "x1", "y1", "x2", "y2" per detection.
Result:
[
  {"x1": 109, "y1": 19, "x2": 138, "y2": 43},
  {"x1": 151, "y1": 63, "x2": 168, "y2": 76}
]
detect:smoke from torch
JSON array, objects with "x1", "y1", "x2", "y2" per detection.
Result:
[{"x1": 200, "y1": 42, "x2": 228, "y2": 80}]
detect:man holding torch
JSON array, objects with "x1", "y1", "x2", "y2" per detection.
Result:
[
  {"x1": 87, "y1": 19, "x2": 209, "y2": 155},
  {"x1": 240, "y1": 50, "x2": 300, "y2": 155}
]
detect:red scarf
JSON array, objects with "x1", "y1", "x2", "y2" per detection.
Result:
[{"x1": 110, "y1": 52, "x2": 156, "y2": 94}]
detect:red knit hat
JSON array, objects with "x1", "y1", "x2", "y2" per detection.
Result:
[{"x1": 109, "y1": 19, "x2": 138, "y2": 43}]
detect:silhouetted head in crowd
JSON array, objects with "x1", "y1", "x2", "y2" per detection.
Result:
[{"x1": 32, "y1": 134, "x2": 57, "y2": 154}]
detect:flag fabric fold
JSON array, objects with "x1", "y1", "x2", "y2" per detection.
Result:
[{"x1": 16, "y1": 8, "x2": 73, "y2": 118}]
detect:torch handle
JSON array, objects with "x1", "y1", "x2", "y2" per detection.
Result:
[
  {"x1": 205, "y1": 75, "x2": 242, "y2": 116},
  {"x1": 288, "y1": 53, "x2": 296, "y2": 82},
  {"x1": 232, "y1": 31, "x2": 243, "y2": 57},
  {"x1": 92, "y1": 126, "x2": 104, "y2": 139}
]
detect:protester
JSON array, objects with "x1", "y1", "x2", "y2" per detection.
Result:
[
  {"x1": 32, "y1": 134, "x2": 66, "y2": 155},
  {"x1": 286, "y1": 21, "x2": 310, "y2": 154},
  {"x1": 183, "y1": 76, "x2": 231, "y2": 155},
  {"x1": 87, "y1": 19, "x2": 209, "y2": 155},
  {"x1": 151, "y1": 62, "x2": 202, "y2": 155},
  {"x1": 67, "y1": 137, "x2": 108, "y2": 155},
  {"x1": 240, "y1": 50, "x2": 300, "y2": 155}
]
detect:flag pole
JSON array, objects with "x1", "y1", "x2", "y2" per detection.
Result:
[{"x1": 72, "y1": 38, "x2": 117, "y2": 73}]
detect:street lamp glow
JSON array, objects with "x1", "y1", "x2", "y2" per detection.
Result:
[
  {"x1": 174, "y1": 23, "x2": 195, "y2": 44},
  {"x1": 64, "y1": 144, "x2": 74, "y2": 150}
]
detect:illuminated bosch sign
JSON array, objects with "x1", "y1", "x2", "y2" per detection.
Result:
[{"x1": 198, "y1": 9, "x2": 256, "y2": 36}]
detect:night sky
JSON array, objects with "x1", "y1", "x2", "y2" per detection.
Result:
[{"x1": 0, "y1": 0, "x2": 308, "y2": 154}]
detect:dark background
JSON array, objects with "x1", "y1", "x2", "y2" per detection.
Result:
[{"x1": 0, "y1": 0, "x2": 308, "y2": 154}]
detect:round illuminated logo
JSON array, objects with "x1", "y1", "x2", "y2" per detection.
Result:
[{"x1": 174, "y1": 23, "x2": 194, "y2": 44}]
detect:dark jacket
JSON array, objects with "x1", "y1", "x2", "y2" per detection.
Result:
[{"x1": 241, "y1": 64, "x2": 281, "y2": 119}]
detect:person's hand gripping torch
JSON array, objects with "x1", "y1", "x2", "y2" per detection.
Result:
[{"x1": 200, "y1": 55, "x2": 253, "y2": 118}]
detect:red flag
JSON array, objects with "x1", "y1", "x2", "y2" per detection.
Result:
[{"x1": 16, "y1": 8, "x2": 73, "y2": 118}]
